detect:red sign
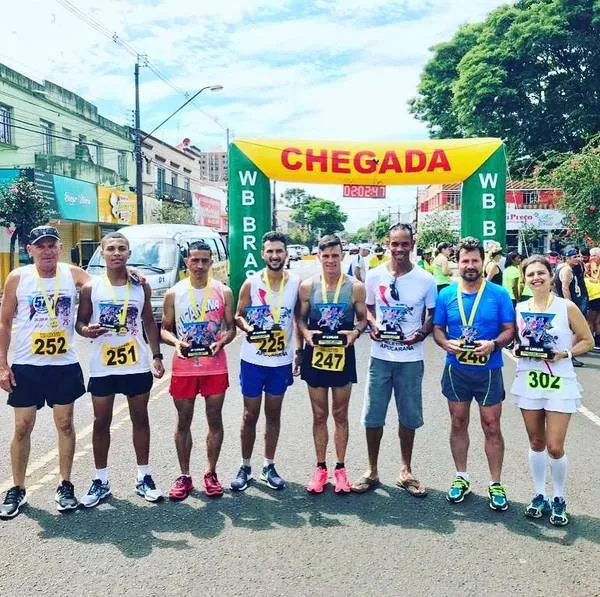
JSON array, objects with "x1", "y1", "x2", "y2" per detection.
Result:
[
  {"x1": 343, "y1": 184, "x2": 386, "y2": 198},
  {"x1": 193, "y1": 193, "x2": 221, "y2": 229}
]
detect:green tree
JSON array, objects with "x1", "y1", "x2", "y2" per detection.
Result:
[
  {"x1": 0, "y1": 174, "x2": 56, "y2": 269},
  {"x1": 349, "y1": 227, "x2": 371, "y2": 244},
  {"x1": 549, "y1": 136, "x2": 600, "y2": 244},
  {"x1": 416, "y1": 213, "x2": 459, "y2": 251},
  {"x1": 370, "y1": 216, "x2": 390, "y2": 242},
  {"x1": 292, "y1": 198, "x2": 347, "y2": 235},
  {"x1": 281, "y1": 187, "x2": 312, "y2": 208},
  {"x1": 160, "y1": 201, "x2": 194, "y2": 225},
  {"x1": 409, "y1": 0, "x2": 600, "y2": 171}
]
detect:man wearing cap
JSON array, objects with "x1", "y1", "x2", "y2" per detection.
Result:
[
  {"x1": 368, "y1": 245, "x2": 390, "y2": 269},
  {"x1": 353, "y1": 245, "x2": 371, "y2": 282},
  {"x1": 0, "y1": 226, "x2": 89, "y2": 518},
  {"x1": 555, "y1": 248, "x2": 588, "y2": 366}
]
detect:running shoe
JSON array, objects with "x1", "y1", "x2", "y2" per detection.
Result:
[
  {"x1": 488, "y1": 482, "x2": 509, "y2": 511},
  {"x1": 446, "y1": 476, "x2": 471, "y2": 503},
  {"x1": 525, "y1": 494, "x2": 551, "y2": 519},
  {"x1": 135, "y1": 474, "x2": 163, "y2": 502},
  {"x1": 0, "y1": 486, "x2": 27, "y2": 519},
  {"x1": 80, "y1": 479, "x2": 112, "y2": 508},
  {"x1": 306, "y1": 467, "x2": 328, "y2": 493},
  {"x1": 550, "y1": 497, "x2": 569, "y2": 526},
  {"x1": 334, "y1": 468, "x2": 351, "y2": 494},
  {"x1": 203, "y1": 472, "x2": 224, "y2": 497},
  {"x1": 230, "y1": 466, "x2": 252, "y2": 492},
  {"x1": 261, "y1": 464, "x2": 286, "y2": 490},
  {"x1": 168, "y1": 475, "x2": 194, "y2": 501},
  {"x1": 55, "y1": 480, "x2": 78, "y2": 511}
]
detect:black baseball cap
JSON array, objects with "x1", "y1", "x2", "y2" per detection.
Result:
[{"x1": 29, "y1": 225, "x2": 61, "y2": 245}]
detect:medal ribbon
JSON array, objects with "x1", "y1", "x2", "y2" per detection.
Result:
[
  {"x1": 321, "y1": 273, "x2": 345, "y2": 304},
  {"x1": 457, "y1": 279, "x2": 487, "y2": 328},
  {"x1": 103, "y1": 274, "x2": 130, "y2": 331},
  {"x1": 34, "y1": 266, "x2": 60, "y2": 327},
  {"x1": 263, "y1": 271, "x2": 285, "y2": 325},
  {"x1": 528, "y1": 293, "x2": 553, "y2": 312},
  {"x1": 188, "y1": 278, "x2": 211, "y2": 322}
]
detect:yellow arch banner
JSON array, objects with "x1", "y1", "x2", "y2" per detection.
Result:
[{"x1": 234, "y1": 137, "x2": 503, "y2": 185}]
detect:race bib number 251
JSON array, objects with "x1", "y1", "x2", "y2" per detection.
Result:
[{"x1": 102, "y1": 340, "x2": 138, "y2": 367}]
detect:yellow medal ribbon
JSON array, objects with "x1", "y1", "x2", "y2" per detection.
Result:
[
  {"x1": 103, "y1": 274, "x2": 130, "y2": 332},
  {"x1": 528, "y1": 293, "x2": 554, "y2": 312},
  {"x1": 321, "y1": 273, "x2": 345, "y2": 304},
  {"x1": 457, "y1": 279, "x2": 487, "y2": 328},
  {"x1": 34, "y1": 266, "x2": 60, "y2": 328},
  {"x1": 187, "y1": 278, "x2": 211, "y2": 322},
  {"x1": 263, "y1": 271, "x2": 285, "y2": 325}
]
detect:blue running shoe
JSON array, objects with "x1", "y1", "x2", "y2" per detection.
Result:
[
  {"x1": 230, "y1": 466, "x2": 252, "y2": 492},
  {"x1": 446, "y1": 476, "x2": 471, "y2": 503},
  {"x1": 80, "y1": 479, "x2": 111, "y2": 508},
  {"x1": 550, "y1": 497, "x2": 569, "y2": 526},
  {"x1": 261, "y1": 464, "x2": 286, "y2": 490},
  {"x1": 525, "y1": 494, "x2": 551, "y2": 519},
  {"x1": 488, "y1": 482, "x2": 509, "y2": 511}
]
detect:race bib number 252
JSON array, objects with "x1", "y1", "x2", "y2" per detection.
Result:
[{"x1": 31, "y1": 330, "x2": 68, "y2": 356}]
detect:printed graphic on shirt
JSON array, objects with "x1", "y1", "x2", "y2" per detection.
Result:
[
  {"x1": 520, "y1": 312, "x2": 558, "y2": 349},
  {"x1": 98, "y1": 301, "x2": 139, "y2": 335},
  {"x1": 246, "y1": 305, "x2": 293, "y2": 331},
  {"x1": 316, "y1": 303, "x2": 344, "y2": 332},
  {"x1": 28, "y1": 293, "x2": 72, "y2": 327}
]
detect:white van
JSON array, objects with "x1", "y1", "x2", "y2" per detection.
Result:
[{"x1": 87, "y1": 224, "x2": 229, "y2": 322}]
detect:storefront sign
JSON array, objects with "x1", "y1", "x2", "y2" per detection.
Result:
[
  {"x1": 53, "y1": 175, "x2": 97, "y2": 222},
  {"x1": 193, "y1": 193, "x2": 221, "y2": 229},
  {"x1": 98, "y1": 186, "x2": 137, "y2": 225}
]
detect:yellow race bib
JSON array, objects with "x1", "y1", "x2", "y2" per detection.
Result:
[
  {"x1": 257, "y1": 330, "x2": 286, "y2": 356},
  {"x1": 102, "y1": 340, "x2": 139, "y2": 367},
  {"x1": 311, "y1": 346, "x2": 345, "y2": 372},
  {"x1": 31, "y1": 330, "x2": 69, "y2": 356},
  {"x1": 457, "y1": 351, "x2": 489, "y2": 367}
]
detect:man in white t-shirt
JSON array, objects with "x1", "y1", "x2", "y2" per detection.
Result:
[{"x1": 352, "y1": 223, "x2": 437, "y2": 497}]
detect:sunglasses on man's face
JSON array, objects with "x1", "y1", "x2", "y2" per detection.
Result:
[{"x1": 389, "y1": 280, "x2": 399, "y2": 301}]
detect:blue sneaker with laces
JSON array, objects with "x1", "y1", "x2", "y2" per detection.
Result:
[
  {"x1": 488, "y1": 482, "x2": 509, "y2": 511},
  {"x1": 446, "y1": 476, "x2": 471, "y2": 503},
  {"x1": 550, "y1": 497, "x2": 569, "y2": 526},
  {"x1": 230, "y1": 466, "x2": 252, "y2": 492},
  {"x1": 261, "y1": 464, "x2": 286, "y2": 490},
  {"x1": 525, "y1": 494, "x2": 551, "y2": 519}
]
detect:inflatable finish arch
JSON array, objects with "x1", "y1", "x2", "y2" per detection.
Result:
[{"x1": 228, "y1": 138, "x2": 506, "y2": 299}]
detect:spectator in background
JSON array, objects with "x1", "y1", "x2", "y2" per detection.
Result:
[
  {"x1": 368, "y1": 245, "x2": 390, "y2": 269},
  {"x1": 353, "y1": 244, "x2": 371, "y2": 282},
  {"x1": 585, "y1": 247, "x2": 600, "y2": 351},
  {"x1": 433, "y1": 242, "x2": 452, "y2": 292},
  {"x1": 485, "y1": 242, "x2": 503, "y2": 285},
  {"x1": 502, "y1": 251, "x2": 523, "y2": 307}
]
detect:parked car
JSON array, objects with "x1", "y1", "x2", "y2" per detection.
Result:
[
  {"x1": 288, "y1": 244, "x2": 308, "y2": 258},
  {"x1": 286, "y1": 246, "x2": 301, "y2": 268}
]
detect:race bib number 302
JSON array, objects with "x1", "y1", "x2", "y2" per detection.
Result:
[
  {"x1": 457, "y1": 351, "x2": 489, "y2": 366},
  {"x1": 102, "y1": 340, "x2": 138, "y2": 367},
  {"x1": 527, "y1": 371, "x2": 562, "y2": 391},
  {"x1": 31, "y1": 330, "x2": 69, "y2": 356},
  {"x1": 312, "y1": 346, "x2": 345, "y2": 372}
]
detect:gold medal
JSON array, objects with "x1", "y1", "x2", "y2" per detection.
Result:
[
  {"x1": 104, "y1": 274, "x2": 130, "y2": 336},
  {"x1": 49, "y1": 318, "x2": 59, "y2": 329},
  {"x1": 117, "y1": 326, "x2": 128, "y2": 336}
]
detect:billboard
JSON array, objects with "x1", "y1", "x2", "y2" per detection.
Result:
[
  {"x1": 53, "y1": 174, "x2": 97, "y2": 222},
  {"x1": 193, "y1": 193, "x2": 221, "y2": 228},
  {"x1": 98, "y1": 186, "x2": 137, "y2": 225}
]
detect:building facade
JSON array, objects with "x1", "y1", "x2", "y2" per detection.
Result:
[{"x1": 418, "y1": 182, "x2": 566, "y2": 254}]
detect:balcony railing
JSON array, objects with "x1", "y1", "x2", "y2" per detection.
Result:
[
  {"x1": 155, "y1": 182, "x2": 192, "y2": 204},
  {"x1": 34, "y1": 153, "x2": 127, "y2": 186}
]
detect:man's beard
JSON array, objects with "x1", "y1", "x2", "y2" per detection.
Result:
[
  {"x1": 460, "y1": 269, "x2": 482, "y2": 281},
  {"x1": 266, "y1": 261, "x2": 284, "y2": 271}
]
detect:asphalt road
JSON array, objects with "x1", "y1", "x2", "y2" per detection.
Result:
[{"x1": 1, "y1": 258, "x2": 600, "y2": 596}]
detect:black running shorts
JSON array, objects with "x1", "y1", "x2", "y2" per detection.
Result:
[
  {"x1": 8, "y1": 363, "x2": 85, "y2": 409},
  {"x1": 87, "y1": 371, "x2": 153, "y2": 398}
]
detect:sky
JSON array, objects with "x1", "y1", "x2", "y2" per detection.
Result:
[{"x1": 1, "y1": 0, "x2": 510, "y2": 230}]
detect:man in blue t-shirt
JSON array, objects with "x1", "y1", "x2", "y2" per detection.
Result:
[{"x1": 433, "y1": 237, "x2": 515, "y2": 512}]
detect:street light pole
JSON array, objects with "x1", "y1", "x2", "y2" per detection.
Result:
[{"x1": 134, "y1": 59, "x2": 143, "y2": 224}]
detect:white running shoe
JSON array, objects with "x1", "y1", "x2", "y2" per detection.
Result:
[{"x1": 136, "y1": 474, "x2": 163, "y2": 502}]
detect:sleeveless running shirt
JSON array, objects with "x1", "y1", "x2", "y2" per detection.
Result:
[
  {"x1": 240, "y1": 270, "x2": 300, "y2": 367},
  {"x1": 511, "y1": 296, "x2": 580, "y2": 400},
  {"x1": 307, "y1": 274, "x2": 355, "y2": 332},
  {"x1": 171, "y1": 278, "x2": 228, "y2": 377},
  {"x1": 88, "y1": 276, "x2": 151, "y2": 377},
  {"x1": 12, "y1": 263, "x2": 78, "y2": 366}
]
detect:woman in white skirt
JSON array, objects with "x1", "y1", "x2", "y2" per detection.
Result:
[{"x1": 511, "y1": 255, "x2": 593, "y2": 526}]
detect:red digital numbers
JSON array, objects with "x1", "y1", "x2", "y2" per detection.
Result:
[{"x1": 342, "y1": 185, "x2": 386, "y2": 198}]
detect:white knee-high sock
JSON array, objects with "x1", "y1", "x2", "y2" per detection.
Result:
[
  {"x1": 549, "y1": 454, "x2": 568, "y2": 499},
  {"x1": 528, "y1": 449, "x2": 547, "y2": 497}
]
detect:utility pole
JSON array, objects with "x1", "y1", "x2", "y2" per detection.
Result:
[
  {"x1": 272, "y1": 180, "x2": 277, "y2": 230},
  {"x1": 134, "y1": 58, "x2": 143, "y2": 224}
]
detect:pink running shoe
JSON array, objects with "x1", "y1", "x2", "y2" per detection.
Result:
[
  {"x1": 168, "y1": 475, "x2": 193, "y2": 501},
  {"x1": 334, "y1": 468, "x2": 351, "y2": 494},
  {"x1": 203, "y1": 472, "x2": 224, "y2": 497},
  {"x1": 306, "y1": 467, "x2": 328, "y2": 493}
]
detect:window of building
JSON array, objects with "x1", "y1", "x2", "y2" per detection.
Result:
[
  {"x1": 183, "y1": 177, "x2": 190, "y2": 192},
  {"x1": 117, "y1": 152, "x2": 127, "y2": 178},
  {"x1": 523, "y1": 190, "x2": 539, "y2": 206},
  {"x1": 156, "y1": 166, "x2": 165, "y2": 192},
  {"x1": 61, "y1": 128, "x2": 72, "y2": 157},
  {"x1": 0, "y1": 104, "x2": 13, "y2": 145},
  {"x1": 93, "y1": 141, "x2": 104, "y2": 166},
  {"x1": 145, "y1": 158, "x2": 151, "y2": 175},
  {"x1": 40, "y1": 120, "x2": 54, "y2": 155},
  {"x1": 171, "y1": 172, "x2": 178, "y2": 188},
  {"x1": 446, "y1": 191, "x2": 461, "y2": 210}
]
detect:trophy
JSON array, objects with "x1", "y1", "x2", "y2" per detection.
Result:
[
  {"x1": 514, "y1": 312, "x2": 557, "y2": 360},
  {"x1": 377, "y1": 306, "x2": 406, "y2": 342},
  {"x1": 98, "y1": 302, "x2": 127, "y2": 335},
  {"x1": 245, "y1": 306, "x2": 275, "y2": 343},
  {"x1": 459, "y1": 326, "x2": 479, "y2": 351},
  {"x1": 181, "y1": 322, "x2": 214, "y2": 357},
  {"x1": 313, "y1": 303, "x2": 346, "y2": 347}
]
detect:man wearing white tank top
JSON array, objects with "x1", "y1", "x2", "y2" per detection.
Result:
[
  {"x1": 76, "y1": 232, "x2": 165, "y2": 508},
  {"x1": 230, "y1": 231, "x2": 300, "y2": 492},
  {"x1": 0, "y1": 226, "x2": 88, "y2": 519}
]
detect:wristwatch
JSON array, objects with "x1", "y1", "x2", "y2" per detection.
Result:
[
  {"x1": 153, "y1": 353, "x2": 164, "y2": 360},
  {"x1": 353, "y1": 326, "x2": 362, "y2": 338},
  {"x1": 493, "y1": 340, "x2": 501, "y2": 351}
]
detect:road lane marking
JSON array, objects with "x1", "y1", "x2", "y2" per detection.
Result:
[
  {"x1": 0, "y1": 375, "x2": 170, "y2": 494},
  {"x1": 503, "y1": 348, "x2": 600, "y2": 428}
]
